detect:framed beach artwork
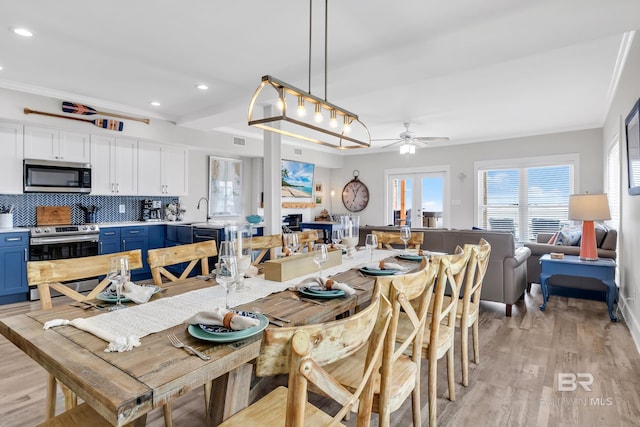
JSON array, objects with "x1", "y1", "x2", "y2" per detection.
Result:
[
  {"x1": 281, "y1": 160, "x2": 315, "y2": 198},
  {"x1": 209, "y1": 156, "x2": 242, "y2": 216},
  {"x1": 626, "y1": 98, "x2": 640, "y2": 195}
]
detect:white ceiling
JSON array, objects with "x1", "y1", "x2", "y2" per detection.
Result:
[{"x1": 1, "y1": 0, "x2": 639, "y2": 153}]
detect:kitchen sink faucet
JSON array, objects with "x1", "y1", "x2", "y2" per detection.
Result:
[{"x1": 196, "y1": 197, "x2": 211, "y2": 221}]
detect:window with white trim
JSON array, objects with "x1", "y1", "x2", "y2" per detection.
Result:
[{"x1": 477, "y1": 159, "x2": 575, "y2": 242}]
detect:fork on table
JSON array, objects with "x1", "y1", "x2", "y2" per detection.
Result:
[{"x1": 167, "y1": 334, "x2": 211, "y2": 360}]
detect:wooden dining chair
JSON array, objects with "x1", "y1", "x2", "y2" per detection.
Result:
[
  {"x1": 27, "y1": 250, "x2": 143, "y2": 421},
  {"x1": 322, "y1": 258, "x2": 440, "y2": 427},
  {"x1": 147, "y1": 240, "x2": 217, "y2": 285},
  {"x1": 372, "y1": 230, "x2": 424, "y2": 250},
  {"x1": 147, "y1": 240, "x2": 217, "y2": 426},
  {"x1": 251, "y1": 234, "x2": 283, "y2": 266},
  {"x1": 396, "y1": 246, "x2": 470, "y2": 427},
  {"x1": 295, "y1": 229, "x2": 320, "y2": 252},
  {"x1": 218, "y1": 283, "x2": 392, "y2": 427},
  {"x1": 456, "y1": 239, "x2": 491, "y2": 386}
]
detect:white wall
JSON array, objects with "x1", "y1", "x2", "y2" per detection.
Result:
[
  {"x1": 331, "y1": 129, "x2": 603, "y2": 228},
  {"x1": 603, "y1": 34, "x2": 640, "y2": 349}
]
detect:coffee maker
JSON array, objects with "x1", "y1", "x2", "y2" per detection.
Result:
[{"x1": 141, "y1": 199, "x2": 162, "y2": 221}]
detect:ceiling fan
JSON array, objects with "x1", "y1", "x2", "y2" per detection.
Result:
[{"x1": 373, "y1": 122, "x2": 449, "y2": 153}]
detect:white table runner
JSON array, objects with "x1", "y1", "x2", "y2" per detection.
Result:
[{"x1": 44, "y1": 249, "x2": 395, "y2": 352}]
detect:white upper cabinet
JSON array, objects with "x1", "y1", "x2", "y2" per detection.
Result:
[
  {"x1": 138, "y1": 141, "x2": 187, "y2": 196},
  {"x1": 91, "y1": 135, "x2": 138, "y2": 195},
  {"x1": 24, "y1": 125, "x2": 90, "y2": 163},
  {"x1": 0, "y1": 121, "x2": 24, "y2": 194}
]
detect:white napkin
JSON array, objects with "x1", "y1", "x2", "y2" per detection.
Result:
[
  {"x1": 121, "y1": 282, "x2": 156, "y2": 304},
  {"x1": 186, "y1": 307, "x2": 260, "y2": 330},
  {"x1": 244, "y1": 265, "x2": 260, "y2": 278},
  {"x1": 363, "y1": 261, "x2": 405, "y2": 271},
  {"x1": 297, "y1": 277, "x2": 356, "y2": 296},
  {"x1": 43, "y1": 318, "x2": 140, "y2": 353}
]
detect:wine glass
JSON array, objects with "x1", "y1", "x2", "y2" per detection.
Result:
[
  {"x1": 365, "y1": 234, "x2": 378, "y2": 264},
  {"x1": 107, "y1": 256, "x2": 129, "y2": 311},
  {"x1": 313, "y1": 243, "x2": 328, "y2": 279},
  {"x1": 399, "y1": 225, "x2": 411, "y2": 254},
  {"x1": 216, "y1": 255, "x2": 238, "y2": 309},
  {"x1": 331, "y1": 229, "x2": 343, "y2": 248},
  {"x1": 283, "y1": 232, "x2": 300, "y2": 255}
]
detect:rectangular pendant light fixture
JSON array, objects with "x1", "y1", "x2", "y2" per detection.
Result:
[
  {"x1": 248, "y1": 1, "x2": 370, "y2": 150},
  {"x1": 248, "y1": 75, "x2": 370, "y2": 150}
]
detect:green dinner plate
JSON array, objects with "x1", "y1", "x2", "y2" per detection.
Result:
[
  {"x1": 396, "y1": 254, "x2": 426, "y2": 262},
  {"x1": 359, "y1": 267, "x2": 401, "y2": 276},
  {"x1": 299, "y1": 287, "x2": 346, "y2": 299},
  {"x1": 96, "y1": 285, "x2": 161, "y2": 303},
  {"x1": 187, "y1": 313, "x2": 268, "y2": 343}
]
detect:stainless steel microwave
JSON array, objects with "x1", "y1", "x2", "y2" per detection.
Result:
[{"x1": 24, "y1": 159, "x2": 92, "y2": 193}]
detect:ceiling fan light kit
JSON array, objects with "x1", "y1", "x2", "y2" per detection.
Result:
[
  {"x1": 248, "y1": 0, "x2": 370, "y2": 150},
  {"x1": 374, "y1": 122, "x2": 450, "y2": 154}
]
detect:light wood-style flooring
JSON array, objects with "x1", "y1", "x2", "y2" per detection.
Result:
[{"x1": 1, "y1": 285, "x2": 639, "y2": 426}]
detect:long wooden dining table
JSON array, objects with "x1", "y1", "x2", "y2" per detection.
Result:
[{"x1": 0, "y1": 250, "x2": 417, "y2": 426}]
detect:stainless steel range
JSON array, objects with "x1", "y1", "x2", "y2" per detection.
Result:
[{"x1": 28, "y1": 224, "x2": 101, "y2": 300}]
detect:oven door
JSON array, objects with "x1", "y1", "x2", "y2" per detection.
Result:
[{"x1": 28, "y1": 235, "x2": 100, "y2": 300}]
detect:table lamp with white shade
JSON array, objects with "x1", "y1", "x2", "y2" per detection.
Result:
[{"x1": 568, "y1": 193, "x2": 611, "y2": 261}]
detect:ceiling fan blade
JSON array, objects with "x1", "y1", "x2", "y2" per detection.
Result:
[
  {"x1": 382, "y1": 140, "x2": 403, "y2": 148},
  {"x1": 415, "y1": 136, "x2": 450, "y2": 143},
  {"x1": 371, "y1": 138, "x2": 402, "y2": 141}
]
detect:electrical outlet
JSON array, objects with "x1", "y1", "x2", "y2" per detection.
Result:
[{"x1": 119, "y1": 204, "x2": 126, "y2": 213}]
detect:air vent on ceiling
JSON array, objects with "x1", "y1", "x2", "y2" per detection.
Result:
[
  {"x1": 294, "y1": 148, "x2": 303, "y2": 156},
  {"x1": 233, "y1": 136, "x2": 246, "y2": 146}
]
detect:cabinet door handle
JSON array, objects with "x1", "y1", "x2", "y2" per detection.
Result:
[
  {"x1": 122, "y1": 239, "x2": 126, "y2": 250},
  {"x1": 99, "y1": 241, "x2": 103, "y2": 254},
  {"x1": 129, "y1": 230, "x2": 140, "y2": 234},
  {"x1": 116, "y1": 183, "x2": 120, "y2": 193},
  {"x1": 111, "y1": 183, "x2": 115, "y2": 193},
  {"x1": 104, "y1": 231, "x2": 116, "y2": 236},
  {"x1": 5, "y1": 237, "x2": 22, "y2": 242},
  {"x1": 24, "y1": 248, "x2": 28, "y2": 262}
]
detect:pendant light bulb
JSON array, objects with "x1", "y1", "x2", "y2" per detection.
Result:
[
  {"x1": 343, "y1": 116, "x2": 351, "y2": 133},
  {"x1": 296, "y1": 95, "x2": 306, "y2": 117},
  {"x1": 314, "y1": 104, "x2": 323, "y2": 123},
  {"x1": 329, "y1": 110, "x2": 338, "y2": 128}
]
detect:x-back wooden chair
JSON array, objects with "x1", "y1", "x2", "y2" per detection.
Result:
[
  {"x1": 372, "y1": 230, "x2": 424, "y2": 250},
  {"x1": 456, "y1": 238, "x2": 491, "y2": 386},
  {"x1": 219, "y1": 283, "x2": 392, "y2": 427},
  {"x1": 147, "y1": 240, "x2": 217, "y2": 285},
  {"x1": 27, "y1": 250, "x2": 143, "y2": 423},
  {"x1": 396, "y1": 246, "x2": 471, "y2": 427},
  {"x1": 324, "y1": 258, "x2": 440, "y2": 427},
  {"x1": 251, "y1": 234, "x2": 283, "y2": 266}
]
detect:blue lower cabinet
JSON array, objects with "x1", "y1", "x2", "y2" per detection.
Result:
[
  {"x1": 121, "y1": 227, "x2": 149, "y2": 280},
  {"x1": 99, "y1": 226, "x2": 150, "y2": 280},
  {"x1": 99, "y1": 228, "x2": 121, "y2": 255},
  {"x1": 0, "y1": 232, "x2": 29, "y2": 304}
]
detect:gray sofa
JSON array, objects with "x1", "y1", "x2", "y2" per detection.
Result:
[
  {"x1": 358, "y1": 226, "x2": 531, "y2": 316},
  {"x1": 524, "y1": 228, "x2": 617, "y2": 292}
]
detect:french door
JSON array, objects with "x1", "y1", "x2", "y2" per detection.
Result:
[{"x1": 386, "y1": 169, "x2": 448, "y2": 228}]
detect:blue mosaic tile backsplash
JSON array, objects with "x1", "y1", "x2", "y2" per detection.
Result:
[{"x1": 0, "y1": 194, "x2": 178, "y2": 227}]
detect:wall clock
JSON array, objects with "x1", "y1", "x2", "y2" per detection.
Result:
[{"x1": 342, "y1": 170, "x2": 369, "y2": 212}]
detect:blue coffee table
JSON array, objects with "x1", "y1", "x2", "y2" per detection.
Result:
[{"x1": 538, "y1": 254, "x2": 618, "y2": 321}]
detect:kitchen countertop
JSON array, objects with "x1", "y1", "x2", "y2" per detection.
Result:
[{"x1": 0, "y1": 227, "x2": 29, "y2": 233}]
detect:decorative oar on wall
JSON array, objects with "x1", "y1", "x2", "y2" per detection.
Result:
[
  {"x1": 24, "y1": 108, "x2": 124, "y2": 131},
  {"x1": 62, "y1": 101, "x2": 150, "y2": 124}
]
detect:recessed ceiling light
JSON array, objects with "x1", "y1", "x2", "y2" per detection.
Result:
[
  {"x1": 150, "y1": 101, "x2": 161, "y2": 106},
  {"x1": 0, "y1": 66, "x2": 3, "y2": 71},
  {"x1": 196, "y1": 84, "x2": 209, "y2": 90},
  {"x1": 13, "y1": 28, "x2": 33, "y2": 37}
]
